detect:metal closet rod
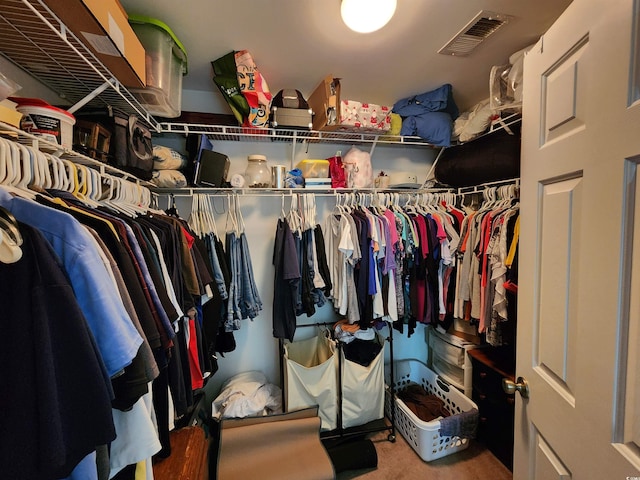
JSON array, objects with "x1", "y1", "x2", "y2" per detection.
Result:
[
  {"x1": 155, "y1": 179, "x2": 519, "y2": 199},
  {"x1": 153, "y1": 187, "x2": 457, "y2": 197},
  {"x1": 456, "y1": 177, "x2": 520, "y2": 194}
]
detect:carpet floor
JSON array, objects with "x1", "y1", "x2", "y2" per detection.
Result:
[{"x1": 333, "y1": 427, "x2": 512, "y2": 480}]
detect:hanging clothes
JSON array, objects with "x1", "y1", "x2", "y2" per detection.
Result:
[
  {"x1": 0, "y1": 220, "x2": 116, "y2": 480},
  {"x1": 273, "y1": 217, "x2": 301, "y2": 341},
  {"x1": 319, "y1": 187, "x2": 518, "y2": 344},
  {"x1": 0, "y1": 176, "x2": 222, "y2": 480},
  {"x1": 272, "y1": 195, "x2": 332, "y2": 340},
  {"x1": 451, "y1": 185, "x2": 520, "y2": 346},
  {"x1": 223, "y1": 195, "x2": 263, "y2": 330}
]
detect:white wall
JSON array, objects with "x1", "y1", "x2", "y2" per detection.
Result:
[{"x1": 160, "y1": 138, "x2": 437, "y2": 396}]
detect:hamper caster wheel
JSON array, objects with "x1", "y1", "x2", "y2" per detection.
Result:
[{"x1": 387, "y1": 433, "x2": 396, "y2": 442}]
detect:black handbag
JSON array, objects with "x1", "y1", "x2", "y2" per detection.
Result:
[{"x1": 112, "y1": 112, "x2": 154, "y2": 180}]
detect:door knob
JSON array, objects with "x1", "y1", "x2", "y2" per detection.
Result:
[{"x1": 502, "y1": 376, "x2": 529, "y2": 398}]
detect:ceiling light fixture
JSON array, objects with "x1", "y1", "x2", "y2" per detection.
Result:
[{"x1": 341, "y1": 0, "x2": 397, "y2": 34}]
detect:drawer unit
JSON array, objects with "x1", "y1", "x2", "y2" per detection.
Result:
[
  {"x1": 426, "y1": 327, "x2": 479, "y2": 397},
  {"x1": 468, "y1": 348, "x2": 516, "y2": 471}
]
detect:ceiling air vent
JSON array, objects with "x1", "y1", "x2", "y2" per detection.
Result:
[{"x1": 438, "y1": 11, "x2": 512, "y2": 56}]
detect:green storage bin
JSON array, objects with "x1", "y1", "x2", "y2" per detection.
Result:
[{"x1": 129, "y1": 14, "x2": 188, "y2": 118}]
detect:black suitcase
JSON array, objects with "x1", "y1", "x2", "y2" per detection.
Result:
[{"x1": 270, "y1": 106, "x2": 313, "y2": 129}]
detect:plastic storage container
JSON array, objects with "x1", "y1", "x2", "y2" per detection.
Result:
[
  {"x1": 11, "y1": 96, "x2": 75, "y2": 148},
  {"x1": 129, "y1": 15, "x2": 188, "y2": 118},
  {"x1": 296, "y1": 159, "x2": 329, "y2": 178},
  {"x1": 428, "y1": 328, "x2": 477, "y2": 397},
  {"x1": 385, "y1": 359, "x2": 478, "y2": 462}
]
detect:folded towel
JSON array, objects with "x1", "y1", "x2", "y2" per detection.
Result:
[
  {"x1": 398, "y1": 385, "x2": 451, "y2": 422},
  {"x1": 438, "y1": 408, "x2": 479, "y2": 439}
]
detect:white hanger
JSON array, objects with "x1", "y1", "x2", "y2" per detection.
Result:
[
  {"x1": 15, "y1": 144, "x2": 36, "y2": 199},
  {"x1": 120, "y1": 178, "x2": 147, "y2": 216},
  {"x1": 0, "y1": 140, "x2": 32, "y2": 199},
  {"x1": 236, "y1": 194, "x2": 246, "y2": 234},
  {"x1": 198, "y1": 194, "x2": 210, "y2": 235},
  {"x1": 140, "y1": 184, "x2": 152, "y2": 210},
  {"x1": 6, "y1": 141, "x2": 19, "y2": 187},
  {"x1": 46, "y1": 154, "x2": 61, "y2": 190},
  {"x1": 0, "y1": 206, "x2": 23, "y2": 264},
  {"x1": 331, "y1": 192, "x2": 345, "y2": 216},
  {"x1": 225, "y1": 194, "x2": 239, "y2": 235},
  {"x1": 75, "y1": 165, "x2": 101, "y2": 208},
  {"x1": 63, "y1": 159, "x2": 80, "y2": 194},
  {"x1": 88, "y1": 167, "x2": 102, "y2": 203},
  {"x1": 206, "y1": 195, "x2": 219, "y2": 236},
  {"x1": 0, "y1": 138, "x2": 9, "y2": 185},
  {"x1": 287, "y1": 194, "x2": 302, "y2": 235},
  {"x1": 58, "y1": 156, "x2": 72, "y2": 192},
  {"x1": 188, "y1": 193, "x2": 203, "y2": 237},
  {"x1": 280, "y1": 193, "x2": 287, "y2": 220},
  {"x1": 32, "y1": 149, "x2": 48, "y2": 191},
  {"x1": 101, "y1": 176, "x2": 133, "y2": 217}
]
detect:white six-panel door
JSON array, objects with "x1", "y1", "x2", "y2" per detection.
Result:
[{"x1": 517, "y1": 0, "x2": 640, "y2": 478}]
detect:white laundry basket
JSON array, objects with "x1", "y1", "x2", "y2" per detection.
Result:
[{"x1": 385, "y1": 359, "x2": 478, "y2": 462}]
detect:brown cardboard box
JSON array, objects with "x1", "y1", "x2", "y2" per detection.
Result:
[
  {"x1": 308, "y1": 75, "x2": 391, "y2": 133},
  {"x1": 307, "y1": 75, "x2": 341, "y2": 131},
  {"x1": 44, "y1": 0, "x2": 146, "y2": 88}
]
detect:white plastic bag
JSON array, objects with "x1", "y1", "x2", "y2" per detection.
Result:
[
  {"x1": 212, "y1": 371, "x2": 283, "y2": 419},
  {"x1": 489, "y1": 44, "x2": 534, "y2": 112},
  {"x1": 342, "y1": 146, "x2": 373, "y2": 189},
  {"x1": 453, "y1": 98, "x2": 495, "y2": 143}
]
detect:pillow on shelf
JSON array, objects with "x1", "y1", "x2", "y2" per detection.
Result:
[
  {"x1": 453, "y1": 99, "x2": 495, "y2": 143},
  {"x1": 150, "y1": 169, "x2": 188, "y2": 188},
  {"x1": 153, "y1": 145, "x2": 187, "y2": 170}
]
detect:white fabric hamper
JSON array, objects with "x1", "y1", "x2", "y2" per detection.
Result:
[
  {"x1": 284, "y1": 331, "x2": 387, "y2": 432},
  {"x1": 340, "y1": 337, "x2": 385, "y2": 429},
  {"x1": 385, "y1": 359, "x2": 478, "y2": 462},
  {"x1": 284, "y1": 332, "x2": 338, "y2": 431}
]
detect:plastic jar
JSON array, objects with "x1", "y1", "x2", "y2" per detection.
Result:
[{"x1": 244, "y1": 154, "x2": 271, "y2": 188}]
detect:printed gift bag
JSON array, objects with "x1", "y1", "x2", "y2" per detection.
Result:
[
  {"x1": 340, "y1": 100, "x2": 391, "y2": 131},
  {"x1": 235, "y1": 50, "x2": 272, "y2": 128}
]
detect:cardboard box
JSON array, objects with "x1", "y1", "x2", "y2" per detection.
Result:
[
  {"x1": 308, "y1": 75, "x2": 391, "y2": 133},
  {"x1": 307, "y1": 75, "x2": 341, "y2": 131},
  {"x1": 44, "y1": 0, "x2": 146, "y2": 88},
  {"x1": 0, "y1": 99, "x2": 23, "y2": 128}
]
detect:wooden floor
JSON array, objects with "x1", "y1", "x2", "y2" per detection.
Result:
[{"x1": 334, "y1": 427, "x2": 513, "y2": 480}]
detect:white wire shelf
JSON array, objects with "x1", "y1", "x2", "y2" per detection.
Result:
[
  {"x1": 159, "y1": 122, "x2": 437, "y2": 147},
  {"x1": 0, "y1": 121, "x2": 154, "y2": 186},
  {"x1": 451, "y1": 111, "x2": 522, "y2": 146},
  {"x1": 159, "y1": 112, "x2": 521, "y2": 148},
  {"x1": 0, "y1": 0, "x2": 160, "y2": 130}
]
